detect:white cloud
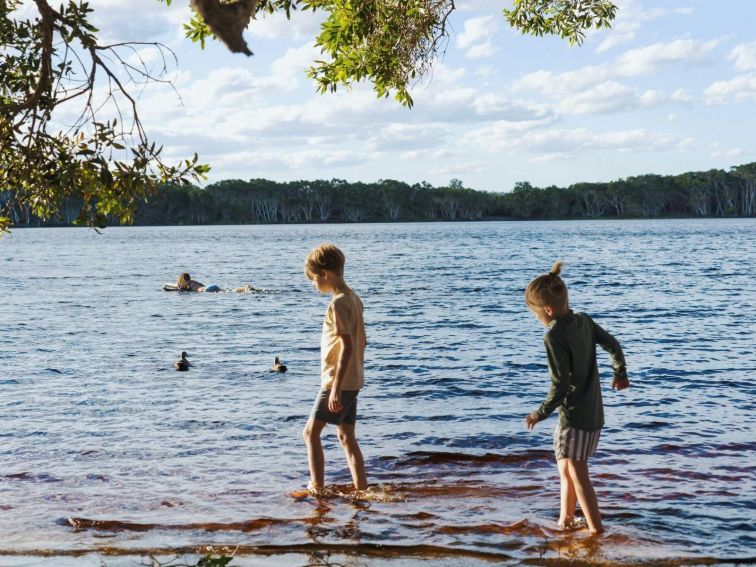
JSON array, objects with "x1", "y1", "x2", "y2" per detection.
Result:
[
  {"x1": 555, "y1": 81, "x2": 638, "y2": 114},
  {"x1": 131, "y1": 42, "x2": 327, "y2": 143},
  {"x1": 366, "y1": 123, "x2": 449, "y2": 152},
  {"x1": 670, "y1": 88, "x2": 692, "y2": 103},
  {"x1": 422, "y1": 63, "x2": 467, "y2": 87},
  {"x1": 638, "y1": 88, "x2": 690, "y2": 107},
  {"x1": 184, "y1": 67, "x2": 295, "y2": 106},
  {"x1": 728, "y1": 41, "x2": 756, "y2": 72},
  {"x1": 710, "y1": 148, "x2": 745, "y2": 159},
  {"x1": 704, "y1": 74, "x2": 756, "y2": 104},
  {"x1": 512, "y1": 65, "x2": 611, "y2": 95},
  {"x1": 514, "y1": 38, "x2": 718, "y2": 93},
  {"x1": 462, "y1": 118, "x2": 556, "y2": 150},
  {"x1": 202, "y1": 148, "x2": 367, "y2": 174},
  {"x1": 615, "y1": 38, "x2": 719, "y2": 76},
  {"x1": 251, "y1": 8, "x2": 325, "y2": 40},
  {"x1": 89, "y1": 0, "x2": 190, "y2": 45},
  {"x1": 474, "y1": 65, "x2": 498, "y2": 81},
  {"x1": 595, "y1": 1, "x2": 694, "y2": 53},
  {"x1": 471, "y1": 94, "x2": 551, "y2": 120},
  {"x1": 401, "y1": 147, "x2": 463, "y2": 161},
  {"x1": 410, "y1": 63, "x2": 551, "y2": 124},
  {"x1": 466, "y1": 43, "x2": 497, "y2": 59},
  {"x1": 456, "y1": 0, "x2": 503, "y2": 12},
  {"x1": 466, "y1": 122, "x2": 693, "y2": 155},
  {"x1": 522, "y1": 128, "x2": 692, "y2": 154},
  {"x1": 435, "y1": 159, "x2": 490, "y2": 176},
  {"x1": 528, "y1": 152, "x2": 576, "y2": 163},
  {"x1": 269, "y1": 43, "x2": 322, "y2": 79},
  {"x1": 456, "y1": 15, "x2": 497, "y2": 59},
  {"x1": 510, "y1": 39, "x2": 714, "y2": 115}
]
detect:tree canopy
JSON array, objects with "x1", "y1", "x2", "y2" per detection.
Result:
[{"x1": 1, "y1": 0, "x2": 617, "y2": 233}]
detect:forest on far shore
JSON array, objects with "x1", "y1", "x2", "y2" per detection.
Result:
[{"x1": 3, "y1": 162, "x2": 755, "y2": 227}]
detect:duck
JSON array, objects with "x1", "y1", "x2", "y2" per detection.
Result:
[
  {"x1": 175, "y1": 351, "x2": 191, "y2": 371},
  {"x1": 271, "y1": 357, "x2": 287, "y2": 373}
]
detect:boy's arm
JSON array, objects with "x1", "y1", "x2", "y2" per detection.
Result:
[
  {"x1": 593, "y1": 320, "x2": 629, "y2": 390},
  {"x1": 328, "y1": 333, "x2": 353, "y2": 413},
  {"x1": 529, "y1": 335, "x2": 572, "y2": 427}
]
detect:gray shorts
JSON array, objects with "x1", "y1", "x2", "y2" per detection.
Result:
[
  {"x1": 554, "y1": 425, "x2": 601, "y2": 461},
  {"x1": 310, "y1": 388, "x2": 359, "y2": 426}
]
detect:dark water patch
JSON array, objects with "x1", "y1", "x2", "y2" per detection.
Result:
[
  {"x1": 66, "y1": 516, "x2": 301, "y2": 533},
  {"x1": 638, "y1": 441, "x2": 756, "y2": 457},
  {"x1": 623, "y1": 421, "x2": 668, "y2": 430},
  {"x1": 441, "y1": 434, "x2": 527, "y2": 449},
  {"x1": 401, "y1": 414, "x2": 458, "y2": 422},
  {"x1": 384, "y1": 450, "x2": 553, "y2": 468},
  {"x1": 393, "y1": 511, "x2": 438, "y2": 521},
  {"x1": 637, "y1": 467, "x2": 751, "y2": 483},
  {"x1": 351, "y1": 481, "x2": 549, "y2": 501},
  {"x1": 175, "y1": 419, "x2": 230, "y2": 430},
  {"x1": 437, "y1": 519, "x2": 547, "y2": 537},
  {"x1": 84, "y1": 474, "x2": 108, "y2": 482},
  {"x1": 396, "y1": 386, "x2": 515, "y2": 400},
  {"x1": 504, "y1": 361, "x2": 546, "y2": 371},
  {"x1": 3, "y1": 472, "x2": 62, "y2": 483}
]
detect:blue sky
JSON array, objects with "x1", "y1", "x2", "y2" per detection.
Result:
[{"x1": 79, "y1": 0, "x2": 756, "y2": 192}]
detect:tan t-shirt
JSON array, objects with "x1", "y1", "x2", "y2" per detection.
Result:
[{"x1": 320, "y1": 289, "x2": 366, "y2": 390}]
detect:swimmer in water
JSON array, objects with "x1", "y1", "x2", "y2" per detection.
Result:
[
  {"x1": 173, "y1": 273, "x2": 258, "y2": 293},
  {"x1": 176, "y1": 272, "x2": 207, "y2": 292}
]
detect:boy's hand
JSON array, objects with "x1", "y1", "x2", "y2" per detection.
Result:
[
  {"x1": 525, "y1": 412, "x2": 540, "y2": 430},
  {"x1": 328, "y1": 390, "x2": 343, "y2": 413},
  {"x1": 612, "y1": 376, "x2": 630, "y2": 391}
]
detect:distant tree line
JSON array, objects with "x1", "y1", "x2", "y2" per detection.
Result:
[{"x1": 3, "y1": 163, "x2": 755, "y2": 227}]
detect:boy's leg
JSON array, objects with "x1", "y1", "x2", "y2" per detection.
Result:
[
  {"x1": 303, "y1": 417, "x2": 327, "y2": 489},
  {"x1": 557, "y1": 458, "x2": 577, "y2": 528},
  {"x1": 336, "y1": 423, "x2": 367, "y2": 491},
  {"x1": 566, "y1": 459, "x2": 603, "y2": 534}
]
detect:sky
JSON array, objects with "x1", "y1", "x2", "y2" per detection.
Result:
[{"x1": 61, "y1": 0, "x2": 756, "y2": 192}]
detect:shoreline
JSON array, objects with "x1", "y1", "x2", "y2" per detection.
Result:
[{"x1": 5, "y1": 215, "x2": 756, "y2": 231}]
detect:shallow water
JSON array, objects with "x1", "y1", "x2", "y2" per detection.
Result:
[{"x1": 1, "y1": 219, "x2": 754, "y2": 566}]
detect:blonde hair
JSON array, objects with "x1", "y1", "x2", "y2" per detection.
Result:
[
  {"x1": 304, "y1": 243, "x2": 345, "y2": 280},
  {"x1": 525, "y1": 261, "x2": 568, "y2": 310},
  {"x1": 176, "y1": 272, "x2": 192, "y2": 291}
]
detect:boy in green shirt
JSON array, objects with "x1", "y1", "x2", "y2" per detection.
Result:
[{"x1": 524, "y1": 261, "x2": 629, "y2": 534}]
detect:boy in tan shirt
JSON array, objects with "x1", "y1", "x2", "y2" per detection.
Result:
[{"x1": 303, "y1": 244, "x2": 368, "y2": 492}]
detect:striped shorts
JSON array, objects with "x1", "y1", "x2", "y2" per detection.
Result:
[{"x1": 553, "y1": 426, "x2": 601, "y2": 461}]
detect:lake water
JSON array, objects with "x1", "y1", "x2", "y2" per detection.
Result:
[{"x1": 1, "y1": 220, "x2": 754, "y2": 566}]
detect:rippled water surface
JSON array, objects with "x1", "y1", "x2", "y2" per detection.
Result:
[{"x1": 1, "y1": 220, "x2": 755, "y2": 566}]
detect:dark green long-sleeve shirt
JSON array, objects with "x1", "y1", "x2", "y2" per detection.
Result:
[{"x1": 535, "y1": 311, "x2": 627, "y2": 431}]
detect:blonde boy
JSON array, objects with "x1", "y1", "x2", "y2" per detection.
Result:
[
  {"x1": 524, "y1": 261, "x2": 629, "y2": 534},
  {"x1": 303, "y1": 244, "x2": 368, "y2": 492}
]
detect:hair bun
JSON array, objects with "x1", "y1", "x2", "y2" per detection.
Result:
[{"x1": 549, "y1": 260, "x2": 564, "y2": 276}]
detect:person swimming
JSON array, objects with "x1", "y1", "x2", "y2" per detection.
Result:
[
  {"x1": 174, "y1": 273, "x2": 221, "y2": 292},
  {"x1": 176, "y1": 272, "x2": 207, "y2": 292},
  {"x1": 164, "y1": 273, "x2": 260, "y2": 293}
]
